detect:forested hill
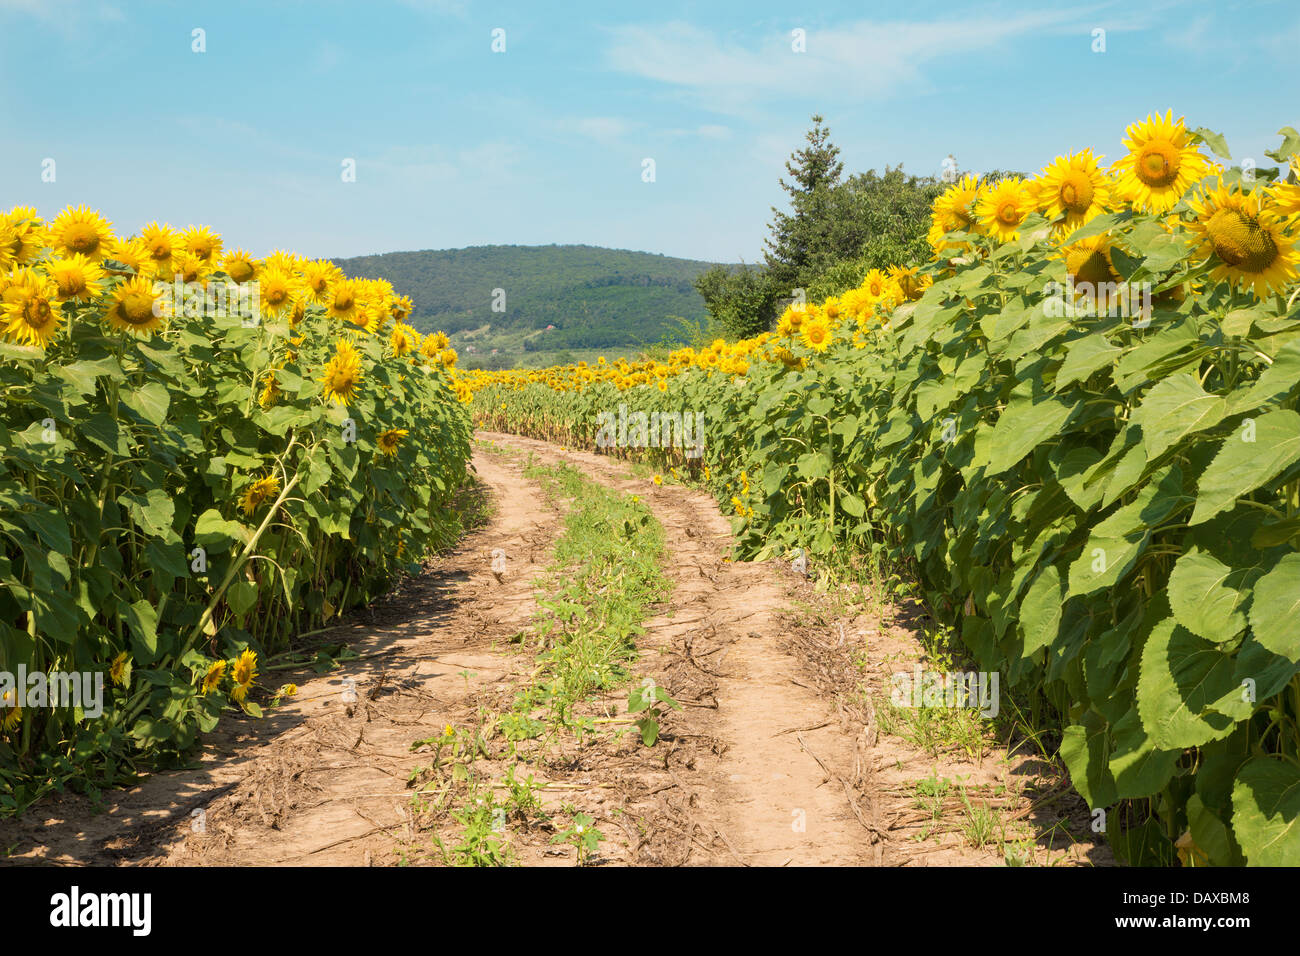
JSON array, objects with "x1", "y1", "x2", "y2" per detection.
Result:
[{"x1": 333, "y1": 244, "x2": 737, "y2": 352}]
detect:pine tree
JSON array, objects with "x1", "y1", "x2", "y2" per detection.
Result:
[{"x1": 762, "y1": 114, "x2": 845, "y2": 292}]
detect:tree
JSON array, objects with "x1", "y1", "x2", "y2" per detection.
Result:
[
  {"x1": 763, "y1": 114, "x2": 846, "y2": 294},
  {"x1": 693, "y1": 264, "x2": 780, "y2": 340}
]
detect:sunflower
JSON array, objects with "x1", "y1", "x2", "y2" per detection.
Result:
[
  {"x1": 229, "y1": 649, "x2": 258, "y2": 703},
  {"x1": 801, "y1": 317, "x2": 832, "y2": 352},
  {"x1": 439, "y1": 347, "x2": 457, "y2": 368},
  {"x1": 322, "y1": 339, "x2": 364, "y2": 405},
  {"x1": 1034, "y1": 149, "x2": 1112, "y2": 233},
  {"x1": 183, "y1": 225, "x2": 222, "y2": 264},
  {"x1": 171, "y1": 251, "x2": 208, "y2": 285},
  {"x1": 239, "y1": 474, "x2": 281, "y2": 515},
  {"x1": 652, "y1": 474, "x2": 663, "y2": 486},
  {"x1": 928, "y1": 174, "x2": 983, "y2": 253},
  {"x1": 887, "y1": 264, "x2": 929, "y2": 301},
  {"x1": 258, "y1": 373, "x2": 280, "y2": 409},
  {"x1": 2, "y1": 277, "x2": 63, "y2": 348},
  {"x1": 1271, "y1": 172, "x2": 1300, "y2": 222},
  {"x1": 376, "y1": 427, "x2": 409, "y2": 457},
  {"x1": 104, "y1": 275, "x2": 166, "y2": 335},
  {"x1": 1186, "y1": 182, "x2": 1299, "y2": 298},
  {"x1": 2, "y1": 207, "x2": 49, "y2": 265},
  {"x1": 390, "y1": 294, "x2": 413, "y2": 322},
  {"x1": 221, "y1": 248, "x2": 258, "y2": 283},
  {"x1": 200, "y1": 660, "x2": 227, "y2": 694},
  {"x1": 327, "y1": 278, "x2": 363, "y2": 325},
  {"x1": 105, "y1": 237, "x2": 150, "y2": 275},
  {"x1": 1110, "y1": 112, "x2": 1211, "y2": 214},
  {"x1": 49, "y1": 205, "x2": 114, "y2": 262},
  {"x1": 775, "y1": 303, "x2": 806, "y2": 336},
  {"x1": 139, "y1": 221, "x2": 179, "y2": 276},
  {"x1": 45, "y1": 254, "x2": 107, "y2": 302},
  {"x1": 976, "y1": 177, "x2": 1035, "y2": 243},
  {"x1": 109, "y1": 652, "x2": 132, "y2": 688},
  {"x1": 258, "y1": 267, "x2": 296, "y2": 317},
  {"x1": 1, "y1": 690, "x2": 21, "y2": 731},
  {"x1": 301, "y1": 260, "x2": 341, "y2": 303}
]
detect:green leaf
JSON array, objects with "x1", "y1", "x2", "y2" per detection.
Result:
[
  {"x1": 226, "y1": 581, "x2": 259, "y2": 617},
  {"x1": 1167, "y1": 548, "x2": 1251, "y2": 642},
  {"x1": 124, "y1": 598, "x2": 160, "y2": 664},
  {"x1": 1019, "y1": 564, "x2": 1062, "y2": 658},
  {"x1": 1137, "y1": 617, "x2": 1239, "y2": 750},
  {"x1": 1265, "y1": 126, "x2": 1300, "y2": 164},
  {"x1": 1190, "y1": 409, "x2": 1300, "y2": 526},
  {"x1": 1060, "y1": 713, "x2": 1117, "y2": 809},
  {"x1": 1192, "y1": 127, "x2": 1232, "y2": 160},
  {"x1": 986, "y1": 396, "x2": 1080, "y2": 477},
  {"x1": 1132, "y1": 373, "x2": 1228, "y2": 460},
  {"x1": 121, "y1": 381, "x2": 171, "y2": 426},
  {"x1": 1248, "y1": 553, "x2": 1300, "y2": 662},
  {"x1": 1231, "y1": 757, "x2": 1300, "y2": 865}
]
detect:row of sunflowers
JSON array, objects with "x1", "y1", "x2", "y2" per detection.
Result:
[
  {"x1": 0, "y1": 206, "x2": 472, "y2": 811},
  {"x1": 468, "y1": 114, "x2": 1300, "y2": 865}
]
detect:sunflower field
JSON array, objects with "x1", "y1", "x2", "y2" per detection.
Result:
[
  {"x1": 466, "y1": 114, "x2": 1300, "y2": 865},
  {"x1": 0, "y1": 209, "x2": 472, "y2": 810}
]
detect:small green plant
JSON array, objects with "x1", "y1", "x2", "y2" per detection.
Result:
[{"x1": 551, "y1": 810, "x2": 604, "y2": 866}]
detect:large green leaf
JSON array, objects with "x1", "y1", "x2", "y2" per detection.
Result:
[
  {"x1": 1166, "y1": 548, "x2": 1251, "y2": 642},
  {"x1": 1248, "y1": 553, "x2": 1300, "y2": 662},
  {"x1": 1232, "y1": 758, "x2": 1300, "y2": 865},
  {"x1": 1190, "y1": 409, "x2": 1300, "y2": 525},
  {"x1": 1137, "y1": 617, "x2": 1239, "y2": 750},
  {"x1": 985, "y1": 395, "x2": 1080, "y2": 477},
  {"x1": 1132, "y1": 373, "x2": 1228, "y2": 460}
]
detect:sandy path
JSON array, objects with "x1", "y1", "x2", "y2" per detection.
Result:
[{"x1": 1, "y1": 434, "x2": 893, "y2": 866}]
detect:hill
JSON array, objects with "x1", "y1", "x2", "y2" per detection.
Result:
[{"x1": 333, "y1": 244, "x2": 738, "y2": 363}]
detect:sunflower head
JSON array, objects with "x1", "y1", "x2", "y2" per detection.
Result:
[
  {"x1": 1035, "y1": 149, "x2": 1112, "y2": 234},
  {"x1": 322, "y1": 339, "x2": 364, "y2": 405},
  {"x1": 376, "y1": 427, "x2": 409, "y2": 457},
  {"x1": 221, "y1": 248, "x2": 259, "y2": 283},
  {"x1": 1111, "y1": 112, "x2": 1212, "y2": 214},
  {"x1": 800, "y1": 318, "x2": 833, "y2": 353},
  {"x1": 1187, "y1": 181, "x2": 1299, "y2": 299},
  {"x1": 50, "y1": 205, "x2": 115, "y2": 262},
  {"x1": 976, "y1": 177, "x2": 1035, "y2": 243},
  {"x1": 46, "y1": 254, "x2": 107, "y2": 302},
  {"x1": 2, "y1": 272, "x2": 63, "y2": 348},
  {"x1": 183, "y1": 225, "x2": 222, "y2": 263},
  {"x1": 239, "y1": 474, "x2": 282, "y2": 515},
  {"x1": 105, "y1": 275, "x2": 167, "y2": 336}
]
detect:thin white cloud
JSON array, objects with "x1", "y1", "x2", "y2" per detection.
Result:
[
  {"x1": 565, "y1": 116, "x2": 638, "y2": 145},
  {"x1": 603, "y1": 10, "x2": 1147, "y2": 112}
]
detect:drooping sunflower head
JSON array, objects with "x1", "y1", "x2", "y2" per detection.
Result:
[
  {"x1": 105, "y1": 237, "x2": 151, "y2": 275},
  {"x1": 1187, "y1": 182, "x2": 1299, "y2": 299},
  {"x1": 390, "y1": 294, "x2": 413, "y2": 322},
  {"x1": 45, "y1": 253, "x2": 107, "y2": 302},
  {"x1": 1034, "y1": 149, "x2": 1112, "y2": 233},
  {"x1": 976, "y1": 177, "x2": 1035, "y2": 243},
  {"x1": 389, "y1": 321, "x2": 417, "y2": 357},
  {"x1": 199, "y1": 660, "x2": 227, "y2": 695},
  {"x1": 109, "y1": 651, "x2": 132, "y2": 688},
  {"x1": 928, "y1": 174, "x2": 984, "y2": 254},
  {"x1": 170, "y1": 251, "x2": 209, "y2": 285},
  {"x1": 2, "y1": 207, "x2": 49, "y2": 266},
  {"x1": 1, "y1": 690, "x2": 21, "y2": 731},
  {"x1": 183, "y1": 225, "x2": 222, "y2": 263},
  {"x1": 1057, "y1": 232, "x2": 1123, "y2": 309},
  {"x1": 221, "y1": 248, "x2": 259, "y2": 284},
  {"x1": 322, "y1": 339, "x2": 364, "y2": 405},
  {"x1": 376, "y1": 427, "x2": 409, "y2": 457},
  {"x1": 886, "y1": 264, "x2": 930, "y2": 301},
  {"x1": 239, "y1": 474, "x2": 281, "y2": 515},
  {"x1": 229, "y1": 649, "x2": 258, "y2": 702},
  {"x1": 105, "y1": 275, "x2": 167, "y2": 336},
  {"x1": 50, "y1": 205, "x2": 115, "y2": 262},
  {"x1": 1110, "y1": 112, "x2": 1212, "y2": 214},
  {"x1": 1, "y1": 273, "x2": 63, "y2": 348},
  {"x1": 439, "y1": 347, "x2": 458, "y2": 368}
]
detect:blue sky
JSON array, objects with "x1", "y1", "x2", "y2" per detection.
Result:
[{"x1": 1, "y1": 0, "x2": 1295, "y2": 264}]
